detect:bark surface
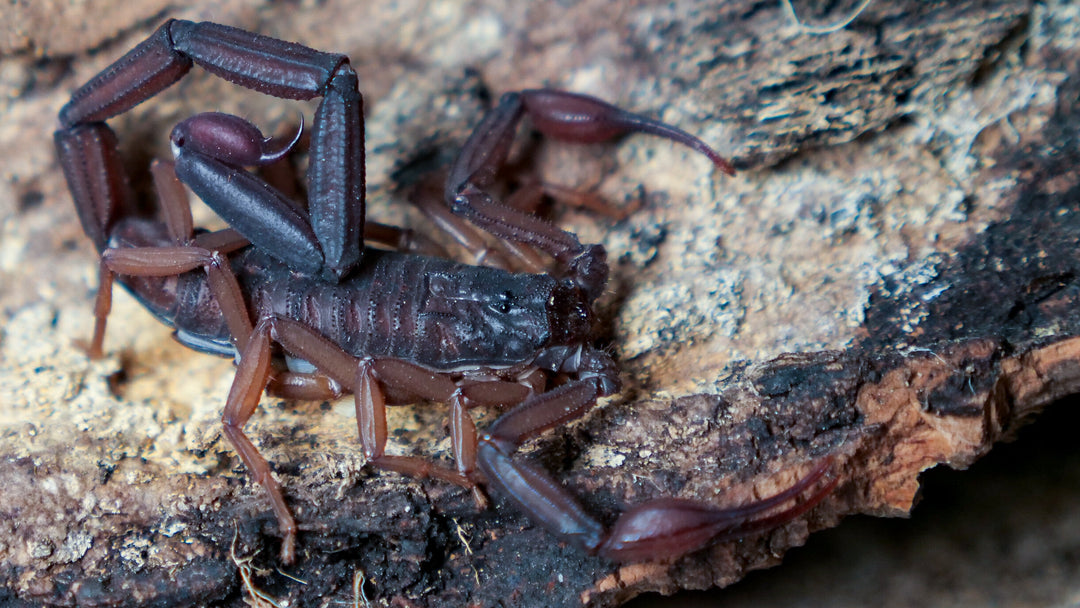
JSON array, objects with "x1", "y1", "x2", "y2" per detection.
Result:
[{"x1": 2, "y1": 1, "x2": 1078, "y2": 607}]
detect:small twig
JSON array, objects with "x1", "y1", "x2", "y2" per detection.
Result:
[
  {"x1": 450, "y1": 518, "x2": 483, "y2": 584},
  {"x1": 231, "y1": 526, "x2": 283, "y2": 608},
  {"x1": 780, "y1": 0, "x2": 875, "y2": 34},
  {"x1": 353, "y1": 570, "x2": 372, "y2": 608},
  {"x1": 277, "y1": 567, "x2": 309, "y2": 585},
  {"x1": 453, "y1": 518, "x2": 473, "y2": 555}
]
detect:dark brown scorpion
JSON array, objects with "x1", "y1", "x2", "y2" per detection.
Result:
[{"x1": 54, "y1": 20, "x2": 836, "y2": 564}]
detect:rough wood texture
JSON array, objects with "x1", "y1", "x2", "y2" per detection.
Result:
[{"x1": 2, "y1": 0, "x2": 1079, "y2": 606}]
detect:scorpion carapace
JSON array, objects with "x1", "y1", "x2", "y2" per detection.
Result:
[{"x1": 55, "y1": 19, "x2": 836, "y2": 564}]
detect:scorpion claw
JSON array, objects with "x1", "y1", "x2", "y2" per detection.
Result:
[
  {"x1": 599, "y1": 457, "x2": 837, "y2": 562},
  {"x1": 520, "y1": 89, "x2": 737, "y2": 176}
]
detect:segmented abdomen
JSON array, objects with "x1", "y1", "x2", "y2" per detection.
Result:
[{"x1": 242, "y1": 247, "x2": 555, "y2": 370}]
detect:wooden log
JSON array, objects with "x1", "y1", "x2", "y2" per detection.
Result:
[{"x1": 2, "y1": 1, "x2": 1077, "y2": 606}]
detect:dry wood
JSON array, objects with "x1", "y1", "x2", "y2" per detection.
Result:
[{"x1": 2, "y1": 1, "x2": 1078, "y2": 606}]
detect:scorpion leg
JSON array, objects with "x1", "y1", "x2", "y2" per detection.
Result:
[
  {"x1": 219, "y1": 316, "x2": 483, "y2": 556},
  {"x1": 97, "y1": 245, "x2": 254, "y2": 352},
  {"x1": 100, "y1": 155, "x2": 253, "y2": 355},
  {"x1": 148, "y1": 159, "x2": 253, "y2": 257},
  {"x1": 354, "y1": 358, "x2": 480, "y2": 488},
  {"x1": 409, "y1": 177, "x2": 517, "y2": 270},
  {"x1": 362, "y1": 221, "x2": 449, "y2": 258},
  {"x1": 446, "y1": 378, "x2": 535, "y2": 507},
  {"x1": 223, "y1": 320, "x2": 298, "y2": 563},
  {"x1": 237, "y1": 316, "x2": 550, "y2": 508},
  {"x1": 356, "y1": 365, "x2": 540, "y2": 508},
  {"x1": 55, "y1": 124, "x2": 252, "y2": 357},
  {"x1": 64, "y1": 145, "x2": 287, "y2": 549},
  {"x1": 477, "y1": 378, "x2": 838, "y2": 562},
  {"x1": 220, "y1": 314, "x2": 376, "y2": 563},
  {"x1": 150, "y1": 160, "x2": 194, "y2": 243},
  {"x1": 267, "y1": 372, "x2": 345, "y2": 402},
  {"x1": 526, "y1": 180, "x2": 640, "y2": 221}
]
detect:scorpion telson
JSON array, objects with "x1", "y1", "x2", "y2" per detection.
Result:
[{"x1": 55, "y1": 19, "x2": 836, "y2": 564}]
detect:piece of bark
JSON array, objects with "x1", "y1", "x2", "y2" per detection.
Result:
[
  {"x1": 2, "y1": 1, "x2": 1078, "y2": 607},
  {"x1": 630, "y1": 396, "x2": 1080, "y2": 608}
]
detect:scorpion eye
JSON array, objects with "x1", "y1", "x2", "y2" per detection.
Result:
[{"x1": 491, "y1": 290, "x2": 513, "y2": 314}]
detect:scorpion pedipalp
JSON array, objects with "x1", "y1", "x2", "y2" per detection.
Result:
[{"x1": 519, "y1": 88, "x2": 737, "y2": 175}]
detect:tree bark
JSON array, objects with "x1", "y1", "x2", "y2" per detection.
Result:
[{"x1": 2, "y1": 1, "x2": 1078, "y2": 607}]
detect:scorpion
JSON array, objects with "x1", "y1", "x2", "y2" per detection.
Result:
[{"x1": 54, "y1": 20, "x2": 836, "y2": 565}]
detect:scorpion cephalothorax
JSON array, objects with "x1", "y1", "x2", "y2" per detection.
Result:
[{"x1": 55, "y1": 19, "x2": 835, "y2": 564}]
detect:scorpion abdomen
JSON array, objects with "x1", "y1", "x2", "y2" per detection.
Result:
[
  {"x1": 242, "y1": 247, "x2": 559, "y2": 371},
  {"x1": 107, "y1": 221, "x2": 567, "y2": 372}
]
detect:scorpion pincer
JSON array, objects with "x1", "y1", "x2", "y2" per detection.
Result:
[{"x1": 54, "y1": 19, "x2": 836, "y2": 564}]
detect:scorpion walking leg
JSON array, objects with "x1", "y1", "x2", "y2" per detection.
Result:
[
  {"x1": 357, "y1": 366, "x2": 540, "y2": 507},
  {"x1": 362, "y1": 221, "x2": 449, "y2": 258},
  {"x1": 266, "y1": 372, "x2": 345, "y2": 402},
  {"x1": 150, "y1": 160, "x2": 194, "y2": 241},
  {"x1": 353, "y1": 358, "x2": 480, "y2": 488},
  {"x1": 97, "y1": 246, "x2": 254, "y2": 351},
  {"x1": 103, "y1": 158, "x2": 255, "y2": 350},
  {"x1": 54, "y1": 124, "x2": 252, "y2": 356},
  {"x1": 220, "y1": 317, "x2": 501, "y2": 560},
  {"x1": 228, "y1": 315, "x2": 476, "y2": 494},
  {"x1": 221, "y1": 316, "x2": 368, "y2": 563},
  {"x1": 151, "y1": 159, "x2": 256, "y2": 260},
  {"x1": 409, "y1": 177, "x2": 518, "y2": 270},
  {"x1": 223, "y1": 320, "x2": 301, "y2": 563}
]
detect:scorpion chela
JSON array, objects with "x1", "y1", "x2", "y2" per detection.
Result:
[{"x1": 54, "y1": 20, "x2": 835, "y2": 564}]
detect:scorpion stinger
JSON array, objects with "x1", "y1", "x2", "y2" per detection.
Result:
[{"x1": 59, "y1": 20, "x2": 366, "y2": 283}]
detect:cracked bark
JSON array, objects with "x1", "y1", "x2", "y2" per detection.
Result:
[{"x1": 2, "y1": 1, "x2": 1079, "y2": 607}]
